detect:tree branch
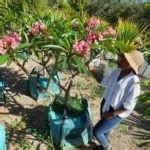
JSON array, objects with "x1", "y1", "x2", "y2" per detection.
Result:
[{"x1": 13, "y1": 58, "x2": 29, "y2": 76}]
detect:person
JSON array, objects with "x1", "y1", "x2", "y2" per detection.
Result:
[{"x1": 88, "y1": 50, "x2": 144, "y2": 150}]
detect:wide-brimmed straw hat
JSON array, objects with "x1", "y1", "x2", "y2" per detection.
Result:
[{"x1": 124, "y1": 50, "x2": 144, "y2": 74}]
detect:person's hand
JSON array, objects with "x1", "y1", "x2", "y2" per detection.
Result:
[
  {"x1": 88, "y1": 62, "x2": 95, "y2": 71},
  {"x1": 84, "y1": 60, "x2": 94, "y2": 71},
  {"x1": 103, "y1": 112, "x2": 114, "y2": 119}
]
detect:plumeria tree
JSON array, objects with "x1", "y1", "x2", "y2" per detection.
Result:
[{"x1": 33, "y1": 15, "x2": 116, "y2": 106}]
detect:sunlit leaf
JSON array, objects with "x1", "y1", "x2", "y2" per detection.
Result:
[{"x1": 0, "y1": 55, "x2": 9, "y2": 65}]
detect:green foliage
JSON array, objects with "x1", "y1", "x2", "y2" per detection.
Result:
[
  {"x1": 29, "y1": 11, "x2": 89, "y2": 75},
  {"x1": 104, "y1": 19, "x2": 145, "y2": 54},
  {"x1": 76, "y1": 78, "x2": 90, "y2": 90},
  {"x1": 18, "y1": 139, "x2": 31, "y2": 150},
  {"x1": 137, "y1": 92, "x2": 150, "y2": 119},
  {"x1": 0, "y1": 1, "x2": 25, "y2": 33},
  {"x1": 0, "y1": 1, "x2": 113, "y2": 73},
  {"x1": 141, "y1": 80, "x2": 150, "y2": 87},
  {"x1": 90, "y1": 85, "x2": 104, "y2": 99},
  {"x1": 52, "y1": 96, "x2": 86, "y2": 117},
  {"x1": 68, "y1": 0, "x2": 91, "y2": 12},
  {"x1": 116, "y1": 19, "x2": 140, "y2": 53},
  {"x1": 76, "y1": 78, "x2": 105, "y2": 99},
  {"x1": 108, "y1": 60, "x2": 117, "y2": 68},
  {"x1": 0, "y1": 55, "x2": 9, "y2": 64},
  {"x1": 137, "y1": 79, "x2": 150, "y2": 119},
  {"x1": 30, "y1": 129, "x2": 54, "y2": 148},
  {"x1": 8, "y1": 118, "x2": 54, "y2": 149},
  {"x1": 86, "y1": 2, "x2": 150, "y2": 26},
  {"x1": 138, "y1": 92, "x2": 150, "y2": 104}
]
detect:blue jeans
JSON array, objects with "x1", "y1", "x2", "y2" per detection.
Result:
[{"x1": 93, "y1": 115, "x2": 123, "y2": 148}]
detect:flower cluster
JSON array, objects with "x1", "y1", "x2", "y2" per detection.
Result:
[
  {"x1": 73, "y1": 18, "x2": 116, "y2": 58},
  {"x1": 87, "y1": 18, "x2": 100, "y2": 30},
  {"x1": 0, "y1": 32, "x2": 22, "y2": 55},
  {"x1": 30, "y1": 21, "x2": 46, "y2": 36},
  {"x1": 102, "y1": 27, "x2": 116, "y2": 37},
  {"x1": 87, "y1": 27, "x2": 116, "y2": 44},
  {"x1": 4, "y1": 32, "x2": 22, "y2": 49},
  {"x1": 98, "y1": 33, "x2": 104, "y2": 42},
  {"x1": 73, "y1": 40, "x2": 90, "y2": 56},
  {"x1": 86, "y1": 32, "x2": 97, "y2": 44}
]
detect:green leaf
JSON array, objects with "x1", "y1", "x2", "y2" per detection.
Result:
[
  {"x1": 114, "y1": 19, "x2": 141, "y2": 53},
  {"x1": 16, "y1": 53, "x2": 27, "y2": 60},
  {"x1": 75, "y1": 32, "x2": 78, "y2": 42},
  {"x1": 73, "y1": 55, "x2": 82, "y2": 73},
  {"x1": 61, "y1": 57, "x2": 68, "y2": 70},
  {"x1": 138, "y1": 92, "x2": 150, "y2": 103},
  {"x1": 7, "y1": 58, "x2": 13, "y2": 66},
  {"x1": 58, "y1": 39, "x2": 69, "y2": 50},
  {"x1": 23, "y1": 32, "x2": 29, "y2": 43},
  {"x1": 15, "y1": 43, "x2": 33, "y2": 51},
  {"x1": 64, "y1": 37, "x2": 71, "y2": 49},
  {"x1": 0, "y1": 55, "x2": 9, "y2": 65},
  {"x1": 73, "y1": 55, "x2": 88, "y2": 74},
  {"x1": 142, "y1": 108, "x2": 150, "y2": 119},
  {"x1": 42, "y1": 45, "x2": 67, "y2": 53}
]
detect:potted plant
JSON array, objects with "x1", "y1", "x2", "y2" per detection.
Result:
[
  {"x1": 35, "y1": 14, "x2": 116, "y2": 147},
  {"x1": 26, "y1": 19, "x2": 61, "y2": 101}
]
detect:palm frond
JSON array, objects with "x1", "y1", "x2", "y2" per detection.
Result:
[{"x1": 115, "y1": 19, "x2": 140, "y2": 53}]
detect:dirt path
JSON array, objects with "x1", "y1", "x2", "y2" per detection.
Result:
[{"x1": 0, "y1": 61, "x2": 149, "y2": 150}]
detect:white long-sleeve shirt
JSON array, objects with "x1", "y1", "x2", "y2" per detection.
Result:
[{"x1": 101, "y1": 67, "x2": 140, "y2": 118}]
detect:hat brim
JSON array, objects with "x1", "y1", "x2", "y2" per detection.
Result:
[{"x1": 124, "y1": 53, "x2": 139, "y2": 74}]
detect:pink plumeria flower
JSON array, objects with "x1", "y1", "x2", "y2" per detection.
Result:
[
  {"x1": 73, "y1": 40, "x2": 90, "y2": 56},
  {"x1": 0, "y1": 49, "x2": 6, "y2": 55},
  {"x1": 102, "y1": 30, "x2": 109, "y2": 36},
  {"x1": 86, "y1": 32, "x2": 97, "y2": 44},
  {"x1": 87, "y1": 18, "x2": 100, "y2": 30},
  {"x1": 3, "y1": 32, "x2": 21, "y2": 50},
  {"x1": 9, "y1": 32, "x2": 22, "y2": 42},
  {"x1": 107, "y1": 27, "x2": 116, "y2": 36},
  {"x1": 30, "y1": 21, "x2": 46, "y2": 36},
  {"x1": 10, "y1": 39, "x2": 17, "y2": 49},
  {"x1": 73, "y1": 41, "x2": 85, "y2": 55},
  {"x1": 4, "y1": 36, "x2": 17, "y2": 49},
  {"x1": 102, "y1": 27, "x2": 116, "y2": 37},
  {"x1": 0, "y1": 39, "x2": 6, "y2": 55}
]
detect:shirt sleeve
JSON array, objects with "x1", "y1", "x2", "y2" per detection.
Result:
[{"x1": 123, "y1": 82, "x2": 140, "y2": 110}]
